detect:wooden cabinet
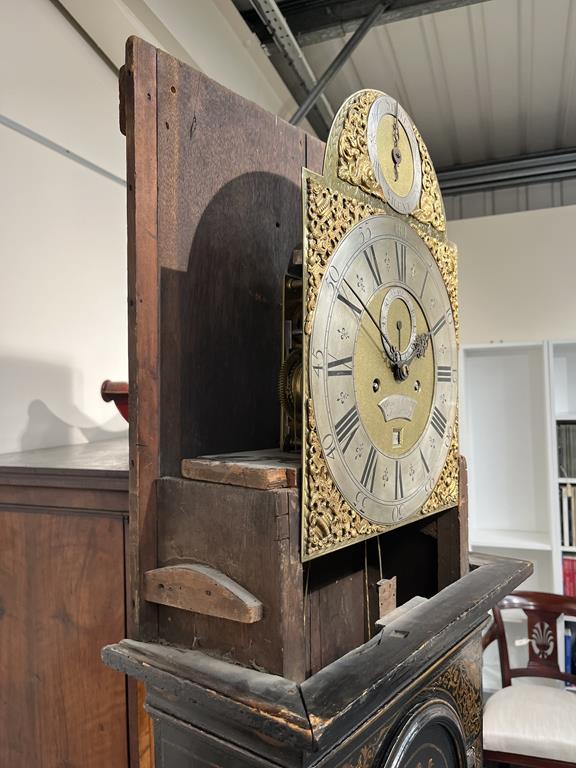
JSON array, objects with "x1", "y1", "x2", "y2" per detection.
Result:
[{"x1": 0, "y1": 438, "x2": 149, "y2": 768}]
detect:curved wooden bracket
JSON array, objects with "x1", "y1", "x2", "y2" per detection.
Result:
[{"x1": 143, "y1": 564, "x2": 263, "y2": 624}]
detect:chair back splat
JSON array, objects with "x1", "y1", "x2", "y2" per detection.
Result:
[
  {"x1": 485, "y1": 591, "x2": 576, "y2": 688},
  {"x1": 483, "y1": 591, "x2": 576, "y2": 768}
]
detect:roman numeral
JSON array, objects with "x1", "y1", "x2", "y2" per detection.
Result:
[
  {"x1": 335, "y1": 406, "x2": 359, "y2": 454},
  {"x1": 395, "y1": 242, "x2": 407, "y2": 283},
  {"x1": 431, "y1": 407, "x2": 447, "y2": 438},
  {"x1": 419, "y1": 270, "x2": 429, "y2": 299},
  {"x1": 360, "y1": 446, "x2": 377, "y2": 493},
  {"x1": 431, "y1": 314, "x2": 446, "y2": 336},
  {"x1": 327, "y1": 356, "x2": 353, "y2": 376},
  {"x1": 364, "y1": 245, "x2": 382, "y2": 287},
  {"x1": 437, "y1": 365, "x2": 452, "y2": 383},
  {"x1": 337, "y1": 292, "x2": 362, "y2": 317},
  {"x1": 394, "y1": 461, "x2": 404, "y2": 500},
  {"x1": 419, "y1": 448, "x2": 430, "y2": 474}
]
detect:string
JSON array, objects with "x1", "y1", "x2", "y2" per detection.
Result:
[{"x1": 364, "y1": 540, "x2": 370, "y2": 640}]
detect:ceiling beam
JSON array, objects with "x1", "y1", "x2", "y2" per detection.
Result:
[
  {"x1": 289, "y1": 1, "x2": 389, "y2": 126},
  {"x1": 248, "y1": 0, "x2": 334, "y2": 136},
  {"x1": 241, "y1": 0, "x2": 492, "y2": 47},
  {"x1": 438, "y1": 149, "x2": 576, "y2": 196}
]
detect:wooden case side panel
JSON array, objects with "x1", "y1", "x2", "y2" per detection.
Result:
[
  {"x1": 437, "y1": 456, "x2": 470, "y2": 590},
  {"x1": 125, "y1": 36, "x2": 160, "y2": 639},
  {"x1": 0, "y1": 510, "x2": 128, "y2": 768},
  {"x1": 155, "y1": 49, "x2": 324, "y2": 474},
  {"x1": 156, "y1": 479, "x2": 305, "y2": 681}
]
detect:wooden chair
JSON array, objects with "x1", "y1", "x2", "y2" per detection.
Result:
[{"x1": 482, "y1": 591, "x2": 576, "y2": 767}]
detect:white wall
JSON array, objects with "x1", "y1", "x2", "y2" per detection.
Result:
[
  {"x1": 0, "y1": 0, "x2": 312, "y2": 455},
  {"x1": 60, "y1": 0, "x2": 311, "y2": 125},
  {"x1": 451, "y1": 203, "x2": 576, "y2": 345},
  {"x1": 0, "y1": 0, "x2": 128, "y2": 454}
]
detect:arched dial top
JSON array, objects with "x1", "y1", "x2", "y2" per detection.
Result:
[
  {"x1": 309, "y1": 215, "x2": 457, "y2": 526},
  {"x1": 367, "y1": 94, "x2": 422, "y2": 215}
]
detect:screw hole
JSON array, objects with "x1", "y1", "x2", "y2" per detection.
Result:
[
  {"x1": 165, "y1": 121, "x2": 169, "y2": 129},
  {"x1": 372, "y1": 378, "x2": 380, "y2": 392},
  {"x1": 146, "y1": 92, "x2": 151, "y2": 101},
  {"x1": 170, "y1": 86, "x2": 176, "y2": 94}
]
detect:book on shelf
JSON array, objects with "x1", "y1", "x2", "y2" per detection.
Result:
[
  {"x1": 565, "y1": 620, "x2": 576, "y2": 684},
  {"x1": 563, "y1": 556, "x2": 576, "y2": 597},
  {"x1": 558, "y1": 421, "x2": 576, "y2": 478},
  {"x1": 559, "y1": 484, "x2": 576, "y2": 547}
]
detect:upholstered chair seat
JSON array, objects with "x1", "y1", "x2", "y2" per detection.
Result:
[
  {"x1": 483, "y1": 683, "x2": 576, "y2": 762},
  {"x1": 482, "y1": 591, "x2": 576, "y2": 767}
]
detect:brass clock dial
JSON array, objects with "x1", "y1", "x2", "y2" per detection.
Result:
[
  {"x1": 367, "y1": 95, "x2": 422, "y2": 214},
  {"x1": 308, "y1": 215, "x2": 457, "y2": 526}
]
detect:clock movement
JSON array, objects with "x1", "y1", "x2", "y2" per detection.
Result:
[{"x1": 279, "y1": 90, "x2": 459, "y2": 560}]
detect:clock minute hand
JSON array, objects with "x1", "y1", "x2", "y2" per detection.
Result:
[{"x1": 342, "y1": 279, "x2": 398, "y2": 362}]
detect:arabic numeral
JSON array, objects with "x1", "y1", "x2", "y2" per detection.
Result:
[
  {"x1": 358, "y1": 224, "x2": 372, "y2": 244},
  {"x1": 311, "y1": 348, "x2": 324, "y2": 378},
  {"x1": 327, "y1": 265, "x2": 340, "y2": 292},
  {"x1": 322, "y1": 433, "x2": 336, "y2": 459}
]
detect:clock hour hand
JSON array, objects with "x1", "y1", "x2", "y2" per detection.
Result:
[
  {"x1": 392, "y1": 99, "x2": 401, "y2": 181},
  {"x1": 342, "y1": 279, "x2": 398, "y2": 363}
]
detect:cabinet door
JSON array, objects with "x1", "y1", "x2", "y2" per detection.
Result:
[{"x1": 0, "y1": 510, "x2": 128, "y2": 767}]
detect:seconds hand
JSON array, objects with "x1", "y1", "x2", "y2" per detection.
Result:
[{"x1": 342, "y1": 278, "x2": 397, "y2": 360}]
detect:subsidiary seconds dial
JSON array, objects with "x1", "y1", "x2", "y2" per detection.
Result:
[{"x1": 308, "y1": 215, "x2": 457, "y2": 526}]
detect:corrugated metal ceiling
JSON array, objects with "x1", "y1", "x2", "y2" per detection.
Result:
[{"x1": 242, "y1": 0, "x2": 576, "y2": 171}]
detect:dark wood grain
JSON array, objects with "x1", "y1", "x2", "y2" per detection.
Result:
[
  {"x1": 306, "y1": 545, "x2": 366, "y2": 675},
  {"x1": 300, "y1": 553, "x2": 532, "y2": 749},
  {"x1": 125, "y1": 37, "x2": 160, "y2": 639},
  {"x1": 102, "y1": 639, "x2": 313, "y2": 756},
  {"x1": 155, "y1": 48, "x2": 323, "y2": 474},
  {"x1": 157, "y1": 478, "x2": 305, "y2": 680},
  {"x1": 483, "y1": 751, "x2": 575, "y2": 768},
  {"x1": 0, "y1": 437, "x2": 128, "y2": 477},
  {"x1": 0, "y1": 510, "x2": 128, "y2": 767},
  {"x1": 103, "y1": 554, "x2": 530, "y2": 768},
  {"x1": 181, "y1": 451, "x2": 299, "y2": 489},
  {"x1": 144, "y1": 563, "x2": 263, "y2": 622}
]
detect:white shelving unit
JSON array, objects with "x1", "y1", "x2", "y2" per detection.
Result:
[
  {"x1": 461, "y1": 341, "x2": 576, "y2": 691},
  {"x1": 461, "y1": 342, "x2": 558, "y2": 593}
]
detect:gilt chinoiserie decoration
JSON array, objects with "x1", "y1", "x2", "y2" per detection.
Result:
[{"x1": 281, "y1": 90, "x2": 459, "y2": 560}]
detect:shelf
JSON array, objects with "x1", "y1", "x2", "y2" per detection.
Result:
[
  {"x1": 556, "y1": 413, "x2": 576, "y2": 422},
  {"x1": 563, "y1": 547, "x2": 576, "y2": 554},
  {"x1": 470, "y1": 529, "x2": 552, "y2": 551},
  {"x1": 558, "y1": 478, "x2": 576, "y2": 484}
]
